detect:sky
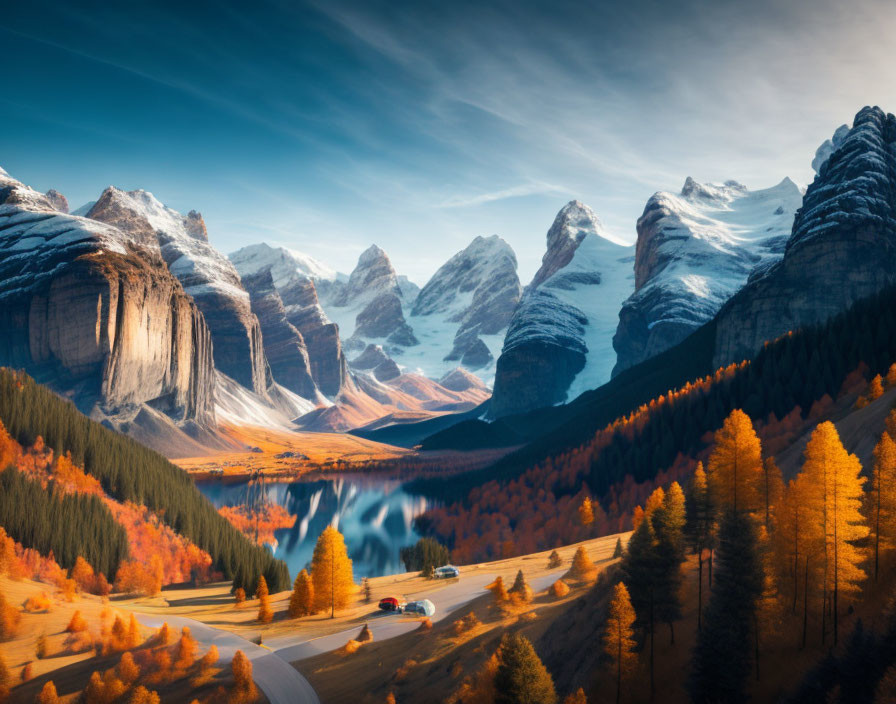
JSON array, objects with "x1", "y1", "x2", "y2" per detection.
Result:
[{"x1": 3, "y1": 0, "x2": 896, "y2": 285}]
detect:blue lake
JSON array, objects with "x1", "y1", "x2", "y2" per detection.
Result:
[{"x1": 198, "y1": 476, "x2": 428, "y2": 580}]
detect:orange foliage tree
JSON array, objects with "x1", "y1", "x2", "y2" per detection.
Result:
[
  {"x1": 707, "y1": 409, "x2": 763, "y2": 515},
  {"x1": 604, "y1": 582, "x2": 637, "y2": 704},
  {"x1": 256, "y1": 576, "x2": 273, "y2": 624},
  {"x1": 288, "y1": 569, "x2": 315, "y2": 618},
  {"x1": 800, "y1": 421, "x2": 868, "y2": 645},
  {"x1": 311, "y1": 526, "x2": 354, "y2": 618}
]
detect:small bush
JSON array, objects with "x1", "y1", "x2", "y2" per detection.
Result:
[
  {"x1": 23, "y1": 593, "x2": 52, "y2": 613},
  {"x1": 548, "y1": 550, "x2": 562, "y2": 569},
  {"x1": 551, "y1": 580, "x2": 570, "y2": 598},
  {"x1": 453, "y1": 611, "x2": 481, "y2": 637}
]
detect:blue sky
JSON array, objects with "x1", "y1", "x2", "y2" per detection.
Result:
[{"x1": 3, "y1": 0, "x2": 896, "y2": 284}]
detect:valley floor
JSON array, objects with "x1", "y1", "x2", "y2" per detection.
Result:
[{"x1": 172, "y1": 422, "x2": 511, "y2": 481}]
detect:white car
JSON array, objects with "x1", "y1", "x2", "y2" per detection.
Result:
[{"x1": 433, "y1": 565, "x2": 460, "y2": 579}]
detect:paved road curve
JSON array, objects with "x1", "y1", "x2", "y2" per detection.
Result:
[
  {"x1": 135, "y1": 613, "x2": 321, "y2": 704},
  {"x1": 270, "y1": 570, "x2": 564, "y2": 663}
]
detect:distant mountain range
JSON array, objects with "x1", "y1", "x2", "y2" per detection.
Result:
[{"x1": 3, "y1": 106, "x2": 890, "y2": 451}]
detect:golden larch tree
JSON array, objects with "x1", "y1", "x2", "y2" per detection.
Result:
[
  {"x1": 603, "y1": 582, "x2": 637, "y2": 704},
  {"x1": 36, "y1": 681, "x2": 61, "y2": 704},
  {"x1": 256, "y1": 575, "x2": 273, "y2": 624},
  {"x1": 708, "y1": 409, "x2": 763, "y2": 514},
  {"x1": 231, "y1": 650, "x2": 254, "y2": 693},
  {"x1": 868, "y1": 431, "x2": 896, "y2": 580},
  {"x1": 800, "y1": 421, "x2": 868, "y2": 645},
  {"x1": 578, "y1": 497, "x2": 595, "y2": 527},
  {"x1": 644, "y1": 487, "x2": 665, "y2": 519},
  {"x1": 632, "y1": 505, "x2": 645, "y2": 531},
  {"x1": 311, "y1": 526, "x2": 354, "y2": 618},
  {"x1": 567, "y1": 546, "x2": 595, "y2": 581},
  {"x1": 288, "y1": 569, "x2": 315, "y2": 618},
  {"x1": 870, "y1": 374, "x2": 885, "y2": 400}
]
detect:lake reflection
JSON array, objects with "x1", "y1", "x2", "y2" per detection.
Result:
[{"x1": 198, "y1": 476, "x2": 427, "y2": 579}]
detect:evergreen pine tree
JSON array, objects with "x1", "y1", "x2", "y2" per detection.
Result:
[
  {"x1": 652, "y1": 482, "x2": 686, "y2": 644},
  {"x1": 622, "y1": 517, "x2": 660, "y2": 696},
  {"x1": 494, "y1": 632, "x2": 558, "y2": 704},
  {"x1": 689, "y1": 510, "x2": 763, "y2": 704}
]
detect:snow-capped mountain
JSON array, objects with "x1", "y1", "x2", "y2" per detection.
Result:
[
  {"x1": 409, "y1": 235, "x2": 521, "y2": 375},
  {"x1": 490, "y1": 201, "x2": 634, "y2": 417},
  {"x1": 232, "y1": 236, "x2": 521, "y2": 384},
  {"x1": 323, "y1": 245, "x2": 418, "y2": 351},
  {"x1": 714, "y1": 106, "x2": 896, "y2": 367},
  {"x1": 0, "y1": 166, "x2": 217, "y2": 437},
  {"x1": 612, "y1": 176, "x2": 803, "y2": 376},
  {"x1": 86, "y1": 187, "x2": 272, "y2": 397}
]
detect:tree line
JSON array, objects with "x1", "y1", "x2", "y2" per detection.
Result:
[
  {"x1": 0, "y1": 368, "x2": 289, "y2": 592},
  {"x1": 0, "y1": 467, "x2": 127, "y2": 577}
]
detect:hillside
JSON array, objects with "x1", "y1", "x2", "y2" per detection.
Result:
[
  {"x1": 0, "y1": 367, "x2": 289, "y2": 593},
  {"x1": 410, "y1": 282, "x2": 896, "y2": 562}
]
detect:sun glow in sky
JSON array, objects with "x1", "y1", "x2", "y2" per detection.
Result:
[{"x1": 4, "y1": 0, "x2": 896, "y2": 284}]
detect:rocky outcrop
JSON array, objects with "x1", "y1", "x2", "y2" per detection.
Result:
[
  {"x1": 713, "y1": 106, "x2": 896, "y2": 367},
  {"x1": 613, "y1": 176, "x2": 802, "y2": 376},
  {"x1": 352, "y1": 291, "x2": 417, "y2": 345},
  {"x1": 412, "y1": 235, "x2": 521, "y2": 369},
  {"x1": 240, "y1": 269, "x2": 318, "y2": 399},
  {"x1": 490, "y1": 202, "x2": 634, "y2": 418},
  {"x1": 87, "y1": 187, "x2": 271, "y2": 397},
  {"x1": 529, "y1": 200, "x2": 595, "y2": 289},
  {"x1": 330, "y1": 245, "x2": 418, "y2": 351},
  {"x1": 0, "y1": 168, "x2": 215, "y2": 426},
  {"x1": 278, "y1": 274, "x2": 351, "y2": 398},
  {"x1": 44, "y1": 189, "x2": 69, "y2": 213},
  {"x1": 230, "y1": 244, "x2": 354, "y2": 399}
]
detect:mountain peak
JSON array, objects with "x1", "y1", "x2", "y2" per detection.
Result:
[{"x1": 530, "y1": 200, "x2": 610, "y2": 289}]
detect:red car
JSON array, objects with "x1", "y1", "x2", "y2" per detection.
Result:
[{"x1": 378, "y1": 596, "x2": 407, "y2": 612}]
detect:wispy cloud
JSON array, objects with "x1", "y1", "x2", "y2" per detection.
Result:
[{"x1": 439, "y1": 182, "x2": 567, "y2": 208}]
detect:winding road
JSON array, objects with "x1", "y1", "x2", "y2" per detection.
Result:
[
  {"x1": 134, "y1": 569, "x2": 565, "y2": 703},
  {"x1": 135, "y1": 613, "x2": 321, "y2": 704}
]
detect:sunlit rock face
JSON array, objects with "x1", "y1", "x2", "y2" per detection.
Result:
[
  {"x1": 490, "y1": 201, "x2": 633, "y2": 417},
  {"x1": 87, "y1": 187, "x2": 272, "y2": 398},
  {"x1": 612, "y1": 176, "x2": 802, "y2": 377},
  {"x1": 714, "y1": 106, "x2": 896, "y2": 367},
  {"x1": 0, "y1": 167, "x2": 215, "y2": 425}
]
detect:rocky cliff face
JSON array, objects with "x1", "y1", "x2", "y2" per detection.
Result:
[
  {"x1": 714, "y1": 106, "x2": 896, "y2": 367},
  {"x1": 411, "y1": 235, "x2": 521, "y2": 371},
  {"x1": 87, "y1": 187, "x2": 272, "y2": 397},
  {"x1": 325, "y1": 245, "x2": 417, "y2": 353},
  {"x1": 490, "y1": 201, "x2": 634, "y2": 418},
  {"x1": 240, "y1": 269, "x2": 318, "y2": 399},
  {"x1": 275, "y1": 274, "x2": 351, "y2": 398},
  {"x1": 230, "y1": 244, "x2": 352, "y2": 399},
  {"x1": 612, "y1": 176, "x2": 802, "y2": 376},
  {"x1": 0, "y1": 167, "x2": 215, "y2": 426}
]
